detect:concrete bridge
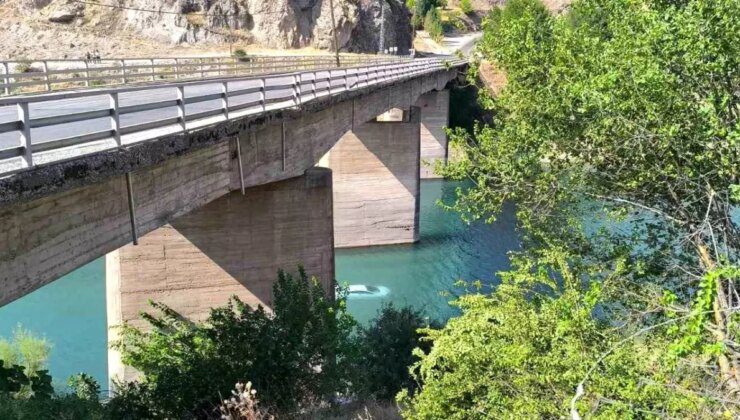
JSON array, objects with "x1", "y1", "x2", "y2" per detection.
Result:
[{"x1": 0, "y1": 55, "x2": 465, "y2": 381}]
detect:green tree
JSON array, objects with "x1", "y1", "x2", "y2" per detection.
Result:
[
  {"x1": 353, "y1": 305, "x2": 435, "y2": 400},
  {"x1": 0, "y1": 326, "x2": 51, "y2": 378},
  {"x1": 460, "y1": 0, "x2": 473, "y2": 15},
  {"x1": 424, "y1": 8, "x2": 444, "y2": 41},
  {"x1": 434, "y1": 0, "x2": 739, "y2": 412},
  {"x1": 400, "y1": 250, "x2": 710, "y2": 418},
  {"x1": 113, "y1": 268, "x2": 357, "y2": 417}
]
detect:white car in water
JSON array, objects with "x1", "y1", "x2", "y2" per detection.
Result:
[{"x1": 341, "y1": 284, "x2": 391, "y2": 299}]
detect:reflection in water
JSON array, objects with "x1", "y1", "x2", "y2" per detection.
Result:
[
  {"x1": 339, "y1": 180, "x2": 520, "y2": 324},
  {"x1": 0, "y1": 179, "x2": 521, "y2": 389}
]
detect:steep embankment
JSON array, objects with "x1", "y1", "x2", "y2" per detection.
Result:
[{"x1": 0, "y1": 0, "x2": 414, "y2": 59}]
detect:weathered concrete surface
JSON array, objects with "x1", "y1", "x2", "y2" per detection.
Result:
[
  {"x1": 416, "y1": 90, "x2": 450, "y2": 179},
  {"x1": 327, "y1": 107, "x2": 421, "y2": 248},
  {"x1": 0, "y1": 144, "x2": 231, "y2": 306},
  {"x1": 107, "y1": 168, "x2": 335, "y2": 382}
]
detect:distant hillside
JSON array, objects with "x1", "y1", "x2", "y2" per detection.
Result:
[{"x1": 0, "y1": 0, "x2": 414, "y2": 59}]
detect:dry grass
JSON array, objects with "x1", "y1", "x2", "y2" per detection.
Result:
[
  {"x1": 298, "y1": 401, "x2": 401, "y2": 420},
  {"x1": 479, "y1": 59, "x2": 507, "y2": 96}
]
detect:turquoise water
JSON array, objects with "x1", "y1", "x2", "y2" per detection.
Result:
[
  {"x1": 0, "y1": 258, "x2": 108, "y2": 390},
  {"x1": 339, "y1": 179, "x2": 520, "y2": 324},
  {"x1": 0, "y1": 179, "x2": 520, "y2": 389}
]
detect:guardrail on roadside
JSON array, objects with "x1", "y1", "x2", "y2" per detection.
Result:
[
  {"x1": 0, "y1": 55, "x2": 414, "y2": 96},
  {"x1": 0, "y1": 57, "x2": 466, "y2": 177}
]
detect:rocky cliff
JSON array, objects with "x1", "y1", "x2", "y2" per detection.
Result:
[{"x1": 10, "y1": 0, "x2": 412, "y2": 54}]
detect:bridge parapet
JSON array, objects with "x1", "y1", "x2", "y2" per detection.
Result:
[{"x1": 0, "y1": 55, "x2": 414, "y2": 97}]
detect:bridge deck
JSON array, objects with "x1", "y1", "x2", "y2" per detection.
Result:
[{"x1": 0, "y1": 57, "x2": 465, "y2": 179}]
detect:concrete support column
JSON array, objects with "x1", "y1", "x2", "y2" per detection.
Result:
[
  {"x1": 326, "y1": 107, "x2": 421, "y2": 248},
  {"x1": 106, "y1": 168, "x2": 335, "y2": 383},
  {"x1": 415, "y1": 90, "x2": 450, "y2": 179}
]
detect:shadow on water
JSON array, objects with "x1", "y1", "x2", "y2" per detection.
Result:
[{"x1": 339, "y1": 179, "x2": 521, "y2": 325}]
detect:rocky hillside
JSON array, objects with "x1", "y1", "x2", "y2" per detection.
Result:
[{"x1": 0, "y1": 0, "x2": 413, "y2": 59}]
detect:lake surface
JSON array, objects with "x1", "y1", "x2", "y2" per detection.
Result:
[{"x1": 0, "y1": 179, "x2": 520, "y2": 390}]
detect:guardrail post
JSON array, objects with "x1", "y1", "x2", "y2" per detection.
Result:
[
  {"x1": 221, "y1": 82, "x2": 229, "y2": 119},
  {"x1": 343, "y1": 69, "x2": 348, "y2": 91},
  {"x1": 150, "y1": 59, "x2": 155, "y2": 81},
  {"x1": 120, "y1": 60, "x2": 127, "y2": 84},
  {"x1": 174, "y1": 58, "x2": 180, "y2": 80},
  {"x1": 110, "y1": 92, "x2": 122, "y2": 146},
  {"x1": 311, "y1": 71, "x2": 317, "y2": 99},
  {"x1": 177, "y1": 86, "x2": 186, "y2": 131},
  {"x1": 83, "y1": 61, "x2": 90, "y2": 87},
  {"x1": 18, "y1": 102, "x2": 33, "y2": 167},
  {"x1": 293, "y1": 74, "x2": 300, "y2": 106},
  {"x1": 2, "y1": 62, "x2": 9, "y2": 95},
  {"x1": 260, "y1": 77, "x2": 266, "y2": 112},
  {"x1": 42, "y1": 60, "x2": 51, "y2": 91},
  {"x1": 199, "y1": 58, "x2": 204, "y2": 78}
]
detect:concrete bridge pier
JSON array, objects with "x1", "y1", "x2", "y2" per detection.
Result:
[
  {"x1": 325, "y1": 107, "x2": 422, "y2": 248},
  {"x1": 106, "y1": 167, "x2": 335, "y2": 383},
  {"x1": 416, "y1": 90, "x2": 450, "y2": 179}
]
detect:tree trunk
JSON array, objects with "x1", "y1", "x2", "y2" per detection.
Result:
[{"x1": 696, "y1": 242, "x2": 740, "y2": 394}]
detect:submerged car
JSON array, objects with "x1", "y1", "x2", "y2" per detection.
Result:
[{"x1": 340, "y1": 284, "x2": 391, "y2": 299}]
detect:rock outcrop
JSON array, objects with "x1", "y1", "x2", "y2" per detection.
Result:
[
  {"x1": 348, "y1": 0, "x2": 413, "y2": 54},
  {"x1": 121, "y1": 0, "x2": 360, "y2": 49},
  {"x1": 8, "y1": 0, "x2": 415, "y2": 54}
]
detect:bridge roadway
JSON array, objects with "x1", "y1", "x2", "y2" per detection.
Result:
[{"x1": 0, "y1": 57, "x2": 464, "y2": 180}]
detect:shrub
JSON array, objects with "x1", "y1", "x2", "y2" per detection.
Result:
[
  {"x1": 424, "y1": 9, "x2": 444, "y2": 41},
  {"x1": 399, "y1": 254, "x2": 710, "y2": 418},
  {"x1": 460, "y1": 0, "x2": 473, "y2": 15},
  {"x1": 0, "y1": 326, "x2": 51, "y2": 377},
  {"x1": 219, "y1": 382, "x2": 273, "y2": 420},
  {"x1": 1, "y1": 360, "x2": 104, "y2": 419},
  {"x1": 112, "y1": 268, "x2": 358, "y2": 417},
  {"x1": 352, "y1": 305, "x2": 434, "y2": 401}
]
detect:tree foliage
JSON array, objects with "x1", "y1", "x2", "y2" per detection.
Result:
[
  {"x1": 424, "y1": 8, "x2": 444, "y2": 41},
  {"x1": 352, "y1": 305, "x2": 435, "y2": 401},
  {"x1": 423, "y1": 0, "x2": 740, "y2": 415},
  {"x1": 400, "y1": 250, "x2": 711, "y2": 418},
  {"x1": 112, "y1": 268, "x2": 357, "y2": 417}
]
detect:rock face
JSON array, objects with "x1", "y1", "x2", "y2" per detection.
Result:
[
  {"x1": 121, "y1": 0, "x2": 361, "y2": 49},
  {"x1": 17, "y1": 0, "x2": 414, "y2": 53},
  {"x1": 348, "y1": 0, "x2": 412, "y2": 54}
]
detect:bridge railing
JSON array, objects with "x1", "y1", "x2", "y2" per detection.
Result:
[
  {"x1": 0, "y1": 57, "x2": 466, "y2": 177},
  {"x1": 0, "y1": 55, "x2": 413, "y2": 97}
]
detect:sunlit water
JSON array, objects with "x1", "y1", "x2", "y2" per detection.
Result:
[{"x1": 0, "y1": 179, "x2": 520, "y2": 390}]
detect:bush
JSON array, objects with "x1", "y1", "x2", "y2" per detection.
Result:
[
  {"x1": 424, "y1": 9, "x2": 444, "y2": 41},
  {"x1": 352, "y1": 305, "x2": 434, "y2": 401},
  {"x1": 398, "y1": 253, "x2": 711, "y2": 418},
  {"x1": 1, "y1": 360, "x2": 105, "y2": 419},
  {"x1": 0, "y1": 326, "x2": 51, "y2": 378},
  {"x1": 460, "y1": 0, "x2": 473, "y2": 15},
  {"x1": 112, "y1": 268, "x2": 358, "y2": 417}
]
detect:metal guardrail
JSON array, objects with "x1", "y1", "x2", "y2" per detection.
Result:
[
  {"x1": 0, "y1": 57, "x2": 466, "y2": 177},
  {"x1": 0, "y1": 55, "x2": 413, "y2": 96}
]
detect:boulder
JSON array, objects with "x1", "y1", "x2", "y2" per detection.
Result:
[{"x1": 48, "y1": 7, "x2": 76, "y2": 23}]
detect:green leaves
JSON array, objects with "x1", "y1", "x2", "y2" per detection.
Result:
[
  {"x1": 113, "y1": 268, "x2": 357, "y2": 417},
  {"x1": 400, "y1": 250, "x2": 706, "y2": 418}
]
